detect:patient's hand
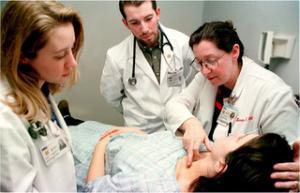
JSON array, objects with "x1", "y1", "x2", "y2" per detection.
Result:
[
  {"x1": 99, "y1": 127, "x2": 146, "y2": 140},
  {"x1": 271, "y1": 140, "x2": 300, "y2": 192},
  {"x1": 97, "y1": 133, "x2": 112, "y2": 150},
  {"x1": 86, "y1": 131, "x2": 114, "y2": 182}
]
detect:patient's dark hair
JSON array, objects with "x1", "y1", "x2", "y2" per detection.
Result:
[{"x1": 194, "y1": 133, "x2": 293, "y2": 192}]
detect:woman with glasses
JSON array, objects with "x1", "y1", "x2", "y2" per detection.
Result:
[{"x1": 165, "y1": 21, "x2": 299, "y2": 192}]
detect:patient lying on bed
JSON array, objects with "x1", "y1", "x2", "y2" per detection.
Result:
[{"x1": 70, "y1": 121, "x2": 293, "y2": 192}]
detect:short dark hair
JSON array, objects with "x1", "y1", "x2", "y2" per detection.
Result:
[
  {"x1": 194, "y1": 133, "x2": 293, "y2": 192},
  {"x1": 119, "y1": 0, "x2": 157, "y2": 19},
  {"x1": 189, "y1": 21, "x2": 244, "y2": 65}
]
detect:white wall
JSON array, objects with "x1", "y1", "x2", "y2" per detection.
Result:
[
  {"x1": 57, "y1": 1, "x2": 127, "y2": 125},
  {"x1": 202, "y1": 1, "x2": 299, "y2": 94},
  {"x1": 56, "y1": 1, "x2": 299, "y2": 125}
]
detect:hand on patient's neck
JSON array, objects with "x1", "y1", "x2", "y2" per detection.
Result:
[{"x1": 176, "y1": 153, "x2": 224, "y2": 192}]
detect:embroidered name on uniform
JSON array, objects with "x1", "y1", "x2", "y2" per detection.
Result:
[{"x1": 235, "y1": 116, "x2": 254, "y2": 122}]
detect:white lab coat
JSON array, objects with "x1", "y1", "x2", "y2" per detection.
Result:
[
  {"x1": 100, "y1": 24, "x2": 196, "y2": 133},
  {"x1": 165, "y1": 57, "x2": 299, "y2": 144},
  {"x1": 0, "y1": 80, "x2": 76, "y2": 192}
]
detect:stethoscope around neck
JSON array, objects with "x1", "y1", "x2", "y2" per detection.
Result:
[{"x1": 128, "y1": 25, "x2": 174, "y2": 86}]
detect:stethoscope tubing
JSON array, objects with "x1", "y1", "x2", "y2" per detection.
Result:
[
  {"x1": 129, "y1": 26, "x2": 174, "y2": 86},
  {"x1": 132, "y1": 36, "x2": 137, "y2": 79},
  {"x1": 160, "y1": 25, "x2": 173, "y2": 54}
]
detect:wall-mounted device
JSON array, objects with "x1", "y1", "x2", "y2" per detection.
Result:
[
  {"x1": 258, "y1": 31, "x2": 274, "y2": 65},
  {"x1": 258, "y1": 31, "x2": 296, "y2": 67}
]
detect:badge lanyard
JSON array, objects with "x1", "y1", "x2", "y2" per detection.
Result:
[
  {"x1": 27, "y1": 118, "x2": 70, "y2": 166},
  {"x1": 166, "y1": 55, "x2": 184, "y2": 87},
  {"x1": 216, "y1": 95, "x2": 239, "y2": 135}
]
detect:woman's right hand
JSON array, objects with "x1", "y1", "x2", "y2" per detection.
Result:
[{"x1": 181, "y1": 117, "x2": 212, "y2": 167}]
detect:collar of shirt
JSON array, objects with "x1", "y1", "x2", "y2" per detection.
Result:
[{"x1": 137, "y1": 29, "x2": 161, "y2": 53}]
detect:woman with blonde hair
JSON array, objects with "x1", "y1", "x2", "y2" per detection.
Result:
[{"x1": 1, "y1": 1, "x2": 84, "y2": 191}]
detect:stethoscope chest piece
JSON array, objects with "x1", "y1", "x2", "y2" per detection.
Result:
[{"x1": 128, "y1": 77, "x2": 137, "y2": 86}]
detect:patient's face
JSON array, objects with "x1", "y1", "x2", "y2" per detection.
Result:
[{"x1": 211, "y1": 133, "x2": 258, "y2": 160}]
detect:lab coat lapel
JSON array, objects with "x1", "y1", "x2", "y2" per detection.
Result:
[
  {"x1": 230, "y1": 57, "x2": 251, "y2": 99},
  {"x1": 48, "y1": 95, "x2": 73, "y2": 148},
  {"x1": 159, "y1": 25, "x2": 177, "y2": 84},
  {"x1": 133, "y1": 40, "x2": 159, "y2": 84},
  {"x1": 199, "y1": 81, "x2": 217, "y2": 130},
  {"x1": 160, "y1": 43, "x2": 174, "y2": 83}
]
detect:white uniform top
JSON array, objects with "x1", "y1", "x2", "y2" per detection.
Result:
[
  {"x1": 0, "y1": 80, "x2": 76, "y2": 192},
  {"x1": 100, "y1": 24, "x2": 196, "y2": 133},
  {"x1": 165, "y1": 57, "x2": 299, "y2": 144}
]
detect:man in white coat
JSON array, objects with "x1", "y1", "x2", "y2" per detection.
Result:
[{"x1": 100, "y1": 0, "x2": 196, "y2": 133}]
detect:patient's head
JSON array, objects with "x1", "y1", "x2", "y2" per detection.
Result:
[{"x1": 195, "y1": 133, "x2": 293, "y2": 192}]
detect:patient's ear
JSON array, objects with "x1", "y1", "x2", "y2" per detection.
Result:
[
  {"x1": 20, "y1": 55, "x2": 31, "y2": 65},
  {"x1": 215, "y1": 160, "x2": 227, "y2": 174}
]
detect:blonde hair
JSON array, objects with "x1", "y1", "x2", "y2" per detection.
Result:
[{"x1": 1, "y1": 1, "x2": 84, "y2": 122}]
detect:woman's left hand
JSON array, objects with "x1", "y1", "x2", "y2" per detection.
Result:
[
  {"x1": 271, "y1": 140, "x2": 300, "y2": 192},
  {"x1": 99, "y1": 127, "x2": 146, "y2": 140}
]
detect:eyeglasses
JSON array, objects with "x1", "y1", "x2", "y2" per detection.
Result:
[{"x1": 193, "y1": 53, "x2": 226, "y2": 71}]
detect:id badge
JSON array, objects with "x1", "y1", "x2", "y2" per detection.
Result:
[
  {"x1": 167, "y1": 67, "x2": 183, "y2": 87},
  {"x1": 217, "y1": 103, "x2": 238, "y2": 127},
  {"x1": 40, "y1": 136, "x2": 69, "y2": 166}
]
